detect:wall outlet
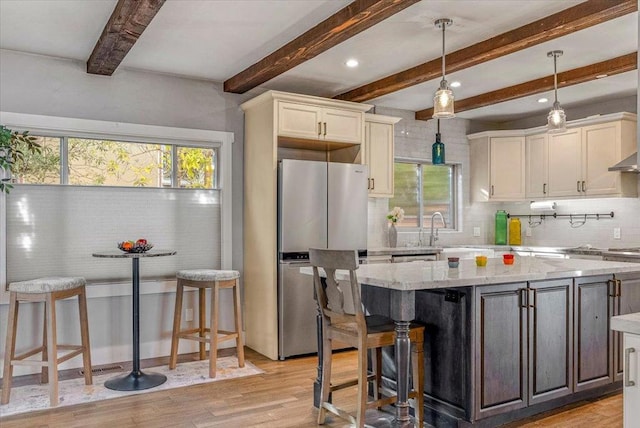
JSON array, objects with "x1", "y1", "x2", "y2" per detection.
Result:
[
  {"x1": 185, "y1": 308, "x2": 194, "y2": 322},
  {"x1": 473, "y1": 227, "x2": 481, "y2": 237},
  {"x1": 613, "y1": 228, "x2": 621, "y2": 240},
  {"x1": 525, "y1": 227, "x2": 532, "y2": 237}
]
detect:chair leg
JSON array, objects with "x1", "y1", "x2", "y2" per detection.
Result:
[
  {"x1": 198, "y1": 287, "x2": 206, "y2": 360},
  {"x1": 208, "y1": 282, "x2": 220, "y2": 378},
  {"x1": 45, "y1": 292, "x2": 59, "y2": 406},
  {"x1": 411, "y1": 340, "x2": 425, "y2": 427},
  {"x1": 1, "y1": 293, "x2": 19, "y2": 405},
  {"x1": 317, "y1": 331, "x2": 333, "y2": 425},
  {"x1": 78, "y1": 286, "x2": 92, "y2": 386},
  {"x1": 41, "y1": 301, "x2": 49, "y2": 384},
  {"x1": 356, "y1": 342, "x2": 368, "y2": 428},
  {"x1": 169, "y1": 282, "x2": 184, "y2": 369},
  {"x1": 373, "y1": 348, "x2": 382, "y2": 405},
  {"x1": 233, "y1": 278, "x2": 245, "y2": 368}
]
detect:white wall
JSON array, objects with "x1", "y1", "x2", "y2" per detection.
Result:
[
  {"x1": 369, "y1": 105, "x2": 640, "y2": 250},
  {"x1": 0, "y1": 49, "x2": 250, "y2": 374}
]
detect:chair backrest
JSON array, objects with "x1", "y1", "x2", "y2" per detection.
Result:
[{"x1": 309, "y1": 248, "x2": 365, "y2": 329}]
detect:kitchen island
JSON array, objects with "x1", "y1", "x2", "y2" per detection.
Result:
[{"x1": 315, "y1": 256, "x2": 640, "y2": 427}]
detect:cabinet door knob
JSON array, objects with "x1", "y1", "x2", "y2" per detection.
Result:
[
  {"x1": 491, "y1": 185, "x2": 494, "y2": 196},
  {"x1": 318, "y1": 122, "x2": 322, "y2": 136},
  {"x1": 581, "y1": 181, "x2": 586, "y2": 192},
  {"x1": 577, "y1": 181, "x2": 581, "y2": 192},
  {"x1": 624, "y1": 348, "x2": 636, "y2": 387},
  {"x1": 543, "y1": 183, "x2": 547, "y2": 194},
  {"x1": 323, "y1": 122, "x2": 327, "y2": 136},
  {"x1": 371, "y1": 178, "x2": 375, "y2": 190}
]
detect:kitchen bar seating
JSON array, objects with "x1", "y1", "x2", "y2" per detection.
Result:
[
  {"x1": 169, "y1": 269, "x2": 244, "y2": 378},
  {"x1": 310, "y1": 249, "x2": 424, "y2": 428},
  {"x1": 1, "y1": 277, "x2": 92, "y2": 406}
]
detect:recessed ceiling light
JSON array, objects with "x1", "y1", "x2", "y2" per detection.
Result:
[
  {"x1": 345, "y1": 59, "x2": 359, "y2": 68},
  {"x1": 538, "y1": 97, "x2": 549, "y2": 103},
  {"x1": 450, "y1": 81, "x2": 461, "y2": 88},
  {"x1": 596, "y1": 74, "x2": 608, "y2": 79}
]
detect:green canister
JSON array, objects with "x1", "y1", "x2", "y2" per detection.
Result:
[{"x1": 495, "y1": 210, "x2": 508, "y2": 245}]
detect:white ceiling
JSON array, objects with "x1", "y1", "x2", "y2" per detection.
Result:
[{"x1": 0, "y1": 0, "x2": 637, "y2": 123}]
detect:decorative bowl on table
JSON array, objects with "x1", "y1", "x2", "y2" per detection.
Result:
[{"x1": 118, "y1": 239, "x2": 153, "y2": 253}]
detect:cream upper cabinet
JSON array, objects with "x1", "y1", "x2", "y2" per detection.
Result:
[
  {"x1": 547, "y1": 128, "x2": 582, "y2": 198},
  {"x1": 277, "y1": 101, "x2": 364, "y2": 145},
  {"x1": 470, "y1": 133, "x2": 525, "y2": 201},
  {"x1": 471, "y1": 112, "x2": 637, "y2": 202},
  {"x1": 364, "y1": 114, "x2": 401, "y2": 198},
  {"x1": 525, "y1": 133, "x2": 548, "y2": 198}
]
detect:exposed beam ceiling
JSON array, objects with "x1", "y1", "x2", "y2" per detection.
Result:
[
  {"x1": 415, "y1": 52, "x2": 638, "y2": 120},
  {"x1": 334, "y1": 0, "x2": 637, "y2": 103},
  {"x1": 87, "y1": 0, "x2": 166, "y2": 76},
  {"x1": 223, "y1": 0, "x2": 420, "y2": 94}
]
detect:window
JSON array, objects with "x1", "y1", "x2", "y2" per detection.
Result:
[
  {"x1": 11, "y1": 136, "x2": 218, "y2": 189},
  {"x1": 390, "y1": 161, "x2": 457, "y2": 229}
]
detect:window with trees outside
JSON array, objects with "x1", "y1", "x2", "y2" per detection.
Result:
[
  {"x1": 389, "y1": 161, "x2": 456, "y2": 230},
  {"x1": 11, "y1": 135, "x2": 218, "y2": 189}
]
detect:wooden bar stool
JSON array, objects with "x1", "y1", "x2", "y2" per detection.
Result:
[
  {"x1": 2, "y1": 277, "x2": 92, "y2": 407},
  {"x1": 169, "y1": 269, "x2": 244, "y2": 378}
]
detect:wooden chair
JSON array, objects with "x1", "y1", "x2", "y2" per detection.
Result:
[
  {"x1": 2, "y1": 277, "x2": 92, "y2": 407},
  {"x1": 310, "y1": 249, "x2": 424, "y2": 428},
  {"x1": 169, "y1": 269, "x2": 244, "y2": 378}
]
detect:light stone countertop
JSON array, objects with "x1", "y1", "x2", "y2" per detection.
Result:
[
  {"x1": 611, "y1": 313, "x2": 640, "y2": 335},
  {"x1": 302, "y1": 256, "x2": 640, "y2": 291}
]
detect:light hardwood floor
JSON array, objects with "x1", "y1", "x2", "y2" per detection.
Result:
[{"x1": 0, "y1": 348, "x2": 622, "y2": 428}]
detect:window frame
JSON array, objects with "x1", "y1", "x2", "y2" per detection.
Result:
[
  {"x1": 393, "y1": 157, "x2": 460, "y2": 231},
  {"x1": 0, "y1": 111, "x2": 234, "y2": 297}
]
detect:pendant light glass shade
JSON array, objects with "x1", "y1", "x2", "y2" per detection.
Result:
[
  {"x1": 432, "y1": 120, "x2": 445, "y2": 165},
  {"x1": 547, "y1": 50, "x2": 566, "y2": 133},
  {"x1": 433, "y1": 18, "x2": 455, "y2": 119}
]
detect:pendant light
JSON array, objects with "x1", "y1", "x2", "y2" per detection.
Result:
[
  {"x1": 433, "y1": 18, "x2": 455, "y2": 119},
  {"x1": 432, "y1": 119, "x2": 445, "y2": 165},
  {"x1": 547, "y1": 50, "x2": 566, "y2": 133}
]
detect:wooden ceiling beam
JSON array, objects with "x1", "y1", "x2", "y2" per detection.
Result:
[
  {"x1": 335, "y1": 0, "x2": 637, "y2": 103},
  {"x1": 87, "y1": 0, "x2": 166, "y2": 76},
  {"x1": 415, "y1": 53, "x2": 638, "y2": 121},
  {"x1": 223, "y1": 0, "x2": 420, "y2": 94}
]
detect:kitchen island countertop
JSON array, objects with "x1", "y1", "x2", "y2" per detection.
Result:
[{"x1": 304, "y1": 256, "x2": 640, "y2": 291}]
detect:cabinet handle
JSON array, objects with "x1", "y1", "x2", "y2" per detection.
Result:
[
  {"x1": 582, "y1": 181, "x2": 586, "y2": 192},
  {"x1": 491, "y1": 185, "x2": 494, "y2": 196},
  {"x1": 617, "y1": 279, "x2": 622, "y2": 297},
  {"x1": 608, "y1": 279, "x2": 617, "y2": 298},
  {"x1": 543, "y1": 183, "x2": 546, "y2": 194},
  {"x1": 367, "y1": 178, "x2": 371, "y2": 190},
  {"x1": 318, "y1": 122, "x2": 322, "y2": 136},
  {"x1": 323, "y1": 122, "x2": 327, "y2": 136},
  {"x1": 624, "y1": 348, "x2": 636, "y2": 387},
  {"x1": 371, "y1": 178, "x2": 375, "y2": 190},
  {"x1": 577, "y1": 181, "x2": 581, "y2": 192},
  {"x1": 529, "y1": 288, "x2": 537, "y2": 309},
  {"x1": 519, "y1": 288, "x2": 528, "y2": 309}
]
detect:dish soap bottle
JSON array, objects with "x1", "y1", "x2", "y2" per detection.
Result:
[
  {"x1": 495, "y1": 210, "x2": 508, "y2": 245},
  {"x1": 508, "y1": 217, "x2": 522, "y2": 245}
]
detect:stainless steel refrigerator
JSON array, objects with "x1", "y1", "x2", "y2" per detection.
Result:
[{"x1": 277, "y1": 159, "x2": 368, "y2": 359}]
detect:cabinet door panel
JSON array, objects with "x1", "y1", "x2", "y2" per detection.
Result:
[
  {"x1": 574, "y1": 276, "x2": 614, "y2": 392},
  {"x1": 548, "y1": 129, "x2": 581, "y2": 198},
  {"x1": 525, "y1": 134, "x2": 548, "y2": 198},
  {"x1": 582, "y1": 122, "x2": 620, "y2": 195},
  {"x1": 529, "y1": 279, "x2": 573, "y2": 405},
  {"x1": 475, "y1": 283, "x2": 527, "y2": 419},
  {"x1": 615, "y1": 275, "x2": 640, "y2": 381},
  {"x1": 323, "y1": 107, "x2": 363, "y2": 144},
  {"x1": 277, "y1": 102, "x2": 322, "y2": 140},
  {"x1": 365, "y1": 121, "x2": 394, "y2": 197},
  {"x1": 489, "y1": 137, "x2": 525, "y2": 200}
]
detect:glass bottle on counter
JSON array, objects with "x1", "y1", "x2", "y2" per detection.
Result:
[
  {"x1": 508, "y1": 217, "x2": 521, "y2": 245},
  {"x1": 495, "y1": 210, "x2": 508, "y2": 245}
]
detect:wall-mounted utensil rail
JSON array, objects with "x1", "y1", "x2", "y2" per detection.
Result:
[{"x1": 506, "y1": 212, "x2": 614, "y2": 228}]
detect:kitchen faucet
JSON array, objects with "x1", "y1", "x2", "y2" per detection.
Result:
[{"x1": 429, "y1": 212, "x2": 446, "y2": 246}]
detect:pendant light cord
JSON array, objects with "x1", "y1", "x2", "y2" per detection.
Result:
[
  {"x1": 441, "y1": 23, "x2": 446, "y2": 81},
  {"x1": 553, "y1": 54, "x2": 558, "y2": 104}
]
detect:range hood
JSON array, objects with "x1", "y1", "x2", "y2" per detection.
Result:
[{"x1": 608, "y1": 152, "x2": 639, "y2": 173}]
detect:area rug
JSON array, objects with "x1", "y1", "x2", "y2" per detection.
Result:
[{"x1": 0, "y1": 356, "x2": 262, "y2": 418}]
